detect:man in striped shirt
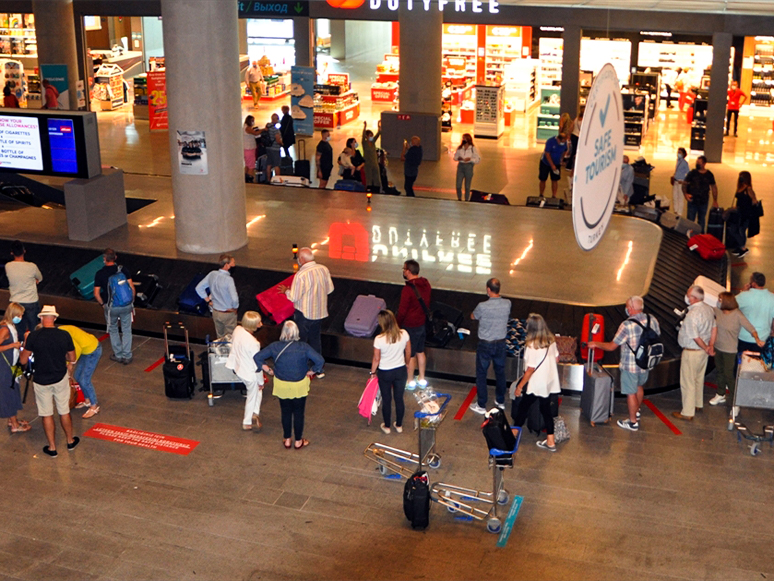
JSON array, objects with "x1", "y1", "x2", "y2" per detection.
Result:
[{"x1": 282, "y1": 248, "x2": 334, "y2": 361}]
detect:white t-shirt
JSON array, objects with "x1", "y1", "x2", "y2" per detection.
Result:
[
  {"x1": 523, "y1": 342, "x2": 560, "y2": 398},
  {"x1": 6, "y1": 260, "x2": 42, "y2": 304},
  {"x1": 243, "y1": 124, "x2": 257, "y2": 150},
  {"x1": 374, "y1": 329, "x2": 409, "y2": 370}
]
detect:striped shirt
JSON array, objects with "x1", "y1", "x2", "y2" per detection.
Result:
[
  {"x1": 612, "y1": 313, "x2": 661, "y2": 373},
  {"x1": 286, "y1": 261, "x2": 334, "y2": 320}
]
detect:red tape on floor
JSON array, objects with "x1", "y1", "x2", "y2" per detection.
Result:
[
  {"x1": 454, "y1": 387, "x2": 477, "y2": 420},
  {"x1": 643, "y1": 399, "x2": 682, "y2": 436},
  {"x1": 98, "y1": 334, "x2": 109, "y2": 342},
  {"x1": 144, "y1": 356, "x2": 165, "y2": 373},
  {"x1": 83, "y1": 423, "x2": 199, "y2": 455}
]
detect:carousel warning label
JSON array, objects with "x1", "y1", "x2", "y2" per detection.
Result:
[{"x1": 83, "y1": 423, "x2": 200, "y2": 456}]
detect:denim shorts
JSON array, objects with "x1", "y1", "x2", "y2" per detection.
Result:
[{"x1": 620, "y1": 369, "x2": 649, "y2": 395}]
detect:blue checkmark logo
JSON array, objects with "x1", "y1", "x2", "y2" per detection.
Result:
[{"x1": 599, "y1": 95, "x2": 610, "y2": 128}]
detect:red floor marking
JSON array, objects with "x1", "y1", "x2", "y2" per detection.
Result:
[
  {"x1": 414, "y1": 186, "x2": 457, "y2": 194},
  {"x1": 731, "y1": 262, "x2": 747, "y2": 268},
  {"x1": 704, "y1": 381, "x2": 718, "y2": 389},
  {"x1": 83, "y1": 423, "x2": 199, "y2": 455},
  {"x1": 98, "y1": 334, "x2": 109, "y2": 342},
  {"x1": 454, "y1": 387, "x2": 477, "y2": 420},
  {"x1": 643, "y1": 399, "x2": 682, "y2": 436},
  {"x1": 144, "y1": 356, "x2": 165, "y2": 373}
]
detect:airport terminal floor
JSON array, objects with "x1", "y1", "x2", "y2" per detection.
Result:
[{"x1": 3, "y1": 59, "x2": 774, "y2": 580}]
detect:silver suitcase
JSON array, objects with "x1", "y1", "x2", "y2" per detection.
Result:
[{"x1": 581, "y1": 351, "x2": 614, "y2": 426}]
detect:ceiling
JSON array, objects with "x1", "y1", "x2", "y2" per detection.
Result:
[{"x1": 498, "y1": 0, "x2": 774, "y2": 17}]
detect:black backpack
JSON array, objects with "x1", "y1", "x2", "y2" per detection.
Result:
[
  {"x1": 482, "y1": 408, "x2": 516, "y2": 452},
  {"x1": 403, "y1": 471, "x2": 430, "y2": 530},
  {"x1": 628, "y1": 314, "x2": 664, "y2": 370}
]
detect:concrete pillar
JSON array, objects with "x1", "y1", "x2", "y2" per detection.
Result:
[
  {"x1": 294, "y1": 17, "x2": 315, "y2": 68},
  {"x1": 560, "y1": 25, "x2": 581, "y2": 121},
  {"x1": 32, "y1": 0, "x2": 80, "y2": 110},
  {"x1": 705, "y1": 32, "x2": 732, "y2": 164},
  {"x1": 399, "y1": 6, "x2": 441, "y2": 115},
  {"x1": 161, "y1": 0, "x2": 247, "y2": 254}
]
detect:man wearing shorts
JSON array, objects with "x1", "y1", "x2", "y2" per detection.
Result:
[
  {"x1": 316, "y1": 129, "x2": 334, "y2": 188},
  {"x1": 538, "y1": 132, "x2": 568, "y2": 198},
  {"x1": 19, "y1": 305, "x2": 79, "y2": 457},
  {"x1": 588, "y1": 296, "x2": 660, "y2": 432},
  {"x1": 396, "y1": 260, "x2": 431, "y2": 390}
]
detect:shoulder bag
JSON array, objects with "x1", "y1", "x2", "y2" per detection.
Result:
[{"x1": 509, "y1": 347, "x2": 549, "y2": 400}]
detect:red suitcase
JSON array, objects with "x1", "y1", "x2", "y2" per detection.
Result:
[
  {"x1": 255, "y1": 275, "x2": 296, "y2": 325},
  {"x1": 580, "y1": 313, "x2": 604, "y2": 362},
  {"x1": 688, "y1": 234, "x2": 725, "y2": 260}
]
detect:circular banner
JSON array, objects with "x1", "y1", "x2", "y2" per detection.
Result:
[{"x1": 572, "y1": 63, "x2": 624, "y2": 251}]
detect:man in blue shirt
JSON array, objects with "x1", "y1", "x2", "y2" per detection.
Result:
[
  {"x1": 538, "y1": 132, "x2": 568, "y2": 198},
  {"x1": 196, "y1": 254, "x2": 239, "y2": 338},
  {"x1": 736, "y1": 272, "x2": 774, "y2": 353},
  {"x1": 671, "y1": 147, "x2": 689, "y2": 216}
]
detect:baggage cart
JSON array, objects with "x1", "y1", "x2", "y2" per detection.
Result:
[
  {"x1": 364, "y1": 393, "x2": 451, "y2": 479},
  {"x1": 731, "y1": 352, "x2": 774, "y2": 456},
  {"x1": 431, "y1": 426, "x2": 522, "y2": 534},
  {"x1": 203, "y1": 335, "x2": 245, "y2": 407}
]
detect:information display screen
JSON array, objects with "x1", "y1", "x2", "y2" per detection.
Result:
[
  {"x1": 47, "y1": 119, "x2": 78, "y2": 174},
  {"x1": 0, "y1": 115, "x2": 44, "y2": 171}
]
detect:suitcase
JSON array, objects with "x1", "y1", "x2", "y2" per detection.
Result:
[
  {"x1": 403, "y1": 471, "x2": 430, "y2": 530},
  {"x1": 255, "y1": 275, "x2": 296, "y2": 325},
  {"x1": 279, "y1": 155, "x2": 294, "y2": 176},
  {"x1": 526, "y1": 196, "x2": 564, "y2": 209},
  {"x1": 694, "y1": 275, "x2": 726, "y2": 307},
  {"x1": 294, "y1": 139, "x2": 311, "y2": 181},
  {"x1": 581, "y1": 358, "x2": 614, "y2": 426},
  {"x1": 255, "y1": 154, "x2": 268, "y2": 183},
  {"x1": 688, "y1": 233, "x2": 725, "y2": 260},
  {"x1": 707, "y1": 207, "x2": 725, "y2": 242},
  {"x1": 270, "y1": 175, "x2": 310, "y2": 187},
  {"x1": 580, "y1": 313, "x2": 604, "y2": 362},
  {"x1": 133, "y1": 271, "x2": 161, "y2": 309},
  {"x1": 426, "y1": 302, "x2": 464, "y2": 348},
  {"x1": 659, "y1": 211, "x2": 701, "y2": 236},
  {"x1": 632, "y1": 205, "x2": 662, "y2": 222},
  {"x1": 177, "y1": 273, "x2": 209, "y2": 316},
  {"x1": 470, "y1": 190, "x2": 510, "y2": 205},
  {"x1": 344, "y1": 295, "x2": 386, "y2": 338},
  {"x1": 163, "y1": 323, "x2": 196, "y2": 399},
  {"x1": 70, "y1": 255, "x2": 105, "y2": 300},
  {"x1": 334, "y1": 179, "x2": 366, "y2": 192}
]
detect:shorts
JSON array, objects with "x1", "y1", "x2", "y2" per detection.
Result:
[
  {"x1": 244, "y1": 148, "x2": 257, "y2": 169},
  {"x1": 34, "y1": 374, "x2": 70, "y2": 417},
  {"x1": 539, "y1": 161, "x2": 561, "y2": 182},
  {"x1": 320, "y1": 165, "x2": 333, "y2": 180},
  {"x1": 405, "y1": 325, "x2": 426, "y2": 356},
  {"x1": 266, "y1": 148, "x2": 282, "y2": 168},
  {"x1": 620, "y1": 369, "x2": 649, "y2": 395}
]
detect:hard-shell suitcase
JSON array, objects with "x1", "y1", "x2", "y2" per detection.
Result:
[
  {"x1": 659, "y1": 211, "x2": 701, "y2": 236},
  {"x1": 707, "y1": 207, "x2": 725, "y2": 242},
  {"x1": 580, "y1": 313, "x2": 604, "y2": 362},
  {"x1": 133, "y1": 271, "x2": 161, "y2": 309},
  {"x1": 294, "y1": 139, "x2": 311, "y2": 181},
  {"x1": 70, "y1": 255, "x2": 105, "y2": 300},
  {"x1": 177, "y1": 273, "x2": 209, "y2": 316},
  {"x1": 334, "y1": 179, "x2": 366, "y2": 192},
  {"x1": 688, "y1": 233, "x2": 725, "y2": 260},
  {"x1": 255, "y1": 154, "x2": 268, "y2": 183},
  {"x1": 694, "y1": 275, "x2": 726, "y2": 307},
  {"x1": 471, "y1": 190, "x2": 510, "y2": 205},
  {"x1": 163, "y1": 323, "x2": 196, "y2": 399},
  {"x1": 255, "y1": 275, "x2": 296, "y2": 325},
  {"x1": 581, "y1": 355, "x2": 614, "y2": 426},
  {"x1": 526, "y1": 196, "x2": 564, "y2": 209},
  {"x1": 270, "y1": 175, "x2": 310, "y2": 187},
  {"x1": 344, "y1": 294, "x2": 386, "y2": 338},
  {"x1": 632, "y1": 205, "x2": 661, "y2": 223},
  {"x1": 279, "y1": 155, "x2": 294, "y2": 176}
]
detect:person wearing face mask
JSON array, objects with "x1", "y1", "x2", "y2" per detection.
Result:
[
  {"x1": 453, "y1": 133, "x2": 481, "y2": 201},
  {"x1": 315, "y1": 129, "x2": 334, "y2": 189},
  {"x1": 681, "y1": 155, "x2": 718, "y2": 233},
  {"x1": 670, "y1": 147, "x2": 689, "y2": 216},
  {"x1": 195, "y1": 254, "x2": 239, "y2": 339},
  {"x1": 346, "y1": 137, "x2": 366, "y2": 185},
  {"x1": 362, "y1": 120, "x2": 382, "y2": 193},
  {"x1": 538, "y1": 132, "x2": 568, "y2": 198},
  {"x1": 588, "y1": 296, "x2": 660, "y2": 432},
  {"x1": 673, "y1": 285, "x2": 717, "y2": 421},
  {"x1": 0, "y1": 303, "x2": 30, "y2": 433}
]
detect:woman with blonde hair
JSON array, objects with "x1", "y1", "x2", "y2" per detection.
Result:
[
  {"x1": 226, "y1": 311, "x2": 265, "y2": 431},
  {"x1": 370, "y1": 310, "x2": 411, "y2": 434},
  {"x1": 511, "y1": 314, "x2": 561, "y2": 452},
  {"x1": 0, "y1": 303, "x2": 29, "y2": 433}
]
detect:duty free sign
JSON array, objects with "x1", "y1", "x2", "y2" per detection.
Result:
[{"x1": 326, "y1": 0, "x2": 500, "y2": 13}]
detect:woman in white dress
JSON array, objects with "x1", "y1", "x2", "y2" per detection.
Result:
[{"x1": 226, "y1": 311, "x2": 265, "y2": 431}]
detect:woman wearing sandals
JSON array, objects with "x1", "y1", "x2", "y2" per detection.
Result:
[
  {"x1": 0, "y1": 303, "x2": 30, "y2": 433},
  {"x1": 254, "y1": 320, "x2": 324, "y2": 450},
  {"x1": 60, "y1": 324, "x2": 102, "y2": 419},
  {"x1": 226, "y1": 311, "x2": 265, "y2": 431},
  {"x1": 510, "y1": 314, "x2": 561, "y2": 452},
  {"x1": 370, "y1": 310, "x2": 411, "y2": 435}
]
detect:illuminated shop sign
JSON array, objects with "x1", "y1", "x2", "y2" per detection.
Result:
[{"x1": 367, "y1": 0, "x2": 499, "y2": 13}]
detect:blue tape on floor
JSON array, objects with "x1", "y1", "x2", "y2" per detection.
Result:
[{"x1": 496, "y1": 495, "x2": 523, "y2": 547}]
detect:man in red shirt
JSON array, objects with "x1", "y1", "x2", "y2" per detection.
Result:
[
  {"x1": 42, "y1": 79, "x2": 59, "y2": 110},
  {"x1": 396, "y1": 259, "x2": 431, "y2": 390},
  {"x1": 726, "y1": 80, "x2": 747, "y2": 137}
]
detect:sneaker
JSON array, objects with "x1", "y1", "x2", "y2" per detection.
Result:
[
  {"x1": 617, "y1": 419, "x2": 639, "y2": 431},
  {"x1": 109, "y1": 354, "x2": 123, "y2": 363},
  {"x1": 495, "y1": 401, "x2": 505, "y2": 410},
  {"x1": 636, "y1": 409, "x2": 641, "y2": 420},
  {"x1": 122, "y1": 357, "x2": 133, "y2": 365},
  {"x1": 737, "y1": 248, "x2": 749, "y2": 258},
  {"x1": 393, "y1": 423, "x2": 403, "y2": 433},
  {"x1": 67, "y1": 436, "x2": 80, "y2": 451},
  {"x1": 316, "y1": 372, "x2": 325, "y2": 379},
  {"x1": 469, "y1": 403, "x2": 487, "y2": 415},
  {"x1": 406, "y1": 380, "x2": 417, "y2": 391},
  {"x1": 536, "y1": 440, "x2": 556, "y2": 452},
  {"x1": 380, "y1": 423, "x2": 391, "y2": 434},
  {"x1": 709, "y1": 394, "x2": 727, "y2": 406},
  {"x1": 417, "y1": 379, "x2": 428, "y2": 389}
]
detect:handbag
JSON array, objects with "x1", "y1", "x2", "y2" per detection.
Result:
[
  {"x1": 69, "y1": 378, "x2": 85, "y2": 409},
  {"x1": 752, "y1": 201, "x2": 764, "y2": 218},
  {"x1": 409, "y1": 283, "x2": 441, "y2": 339},
  {"x1": 555, "y1": 336, "x2": 578, "y2": 363},
  {"x1": 1, "y1": 352, "x2": 22, "y2": 390},
  {"x1": 553, "y1": 415, "x2": 570, "y2": 443}
]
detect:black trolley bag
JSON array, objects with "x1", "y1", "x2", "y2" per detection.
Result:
[
  {"x1": 294, "y1": 139, "x2": 311, "y2": 181},
  {"x1": 403, "y1": 471, "x2": 431, "y2": 530},
  {"x1": 163, "y1": 322, "x2": 196, "y2": 399}
]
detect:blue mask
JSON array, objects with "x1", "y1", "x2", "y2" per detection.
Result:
[{"x1": 11, "y1": 316, "x2": 21, "y2": 325}]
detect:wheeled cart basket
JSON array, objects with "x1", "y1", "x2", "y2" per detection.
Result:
[
  {"x1": 431, "y1": 426, "x2": 521, "y2": 534},
  {"x1": 731, "y1": 352, "x2": 774, "y2": 456},
  {"x1": 202, "y1": 336, "x2": 245, "y2": 407},
  {"x1": 364, "y1": 393, "x2": 451, "y2": 479}
]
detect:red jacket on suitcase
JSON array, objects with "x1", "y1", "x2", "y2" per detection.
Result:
[{"x1": 688, "y1": 234, "x2": 725, "y2": 260}]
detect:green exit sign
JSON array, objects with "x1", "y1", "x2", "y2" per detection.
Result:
[{"x1": 238, "y1": 1, "x2": 310, "y2": 17}]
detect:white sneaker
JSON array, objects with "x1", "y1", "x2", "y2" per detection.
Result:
[
  {"x1": 636, "y1": 409, "x2": 641, "y2": 420},
  {"x1": 469, "y1": 403, "x2": 487, "y2": 415},
  {"x1": 709, "y1": 394, "x2": 726, "y2": 406},
  {"x1": 406, "y1": 380, "x2": 417, "y2": 391},
  {"x1": 417, "y1": 379, "x2": 428, "y2": 389},
  {"x1": 495, "y1": 402, "x2": 505, "y2": 410}
]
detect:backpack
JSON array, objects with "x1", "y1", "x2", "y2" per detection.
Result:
[
  {"x1": 403, "y1": 471, "x2": 430, "y2": 530},
  {"x1": 628, "y1": 314, "x2": 663, "y2": 370},
  {"x1": 482, "y1": 408, "x2": 516, "y2": 452},
  {"x1": 107, "y1": 266, "x2": 134, "y2": 308}
]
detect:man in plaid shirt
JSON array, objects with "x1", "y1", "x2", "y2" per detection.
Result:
[{"x1": 589, "y1": 296, "x2": 660, "y2": 432}]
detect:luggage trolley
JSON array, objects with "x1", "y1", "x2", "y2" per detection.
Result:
[
  {"x1": 730, "y1": 352, "x2": 774, "y2": 456},
  {"x1": 431, "y1": 427, "x2": 521, "y2": 534},
  {"x1": 364, "y1": 393, "x2": 451, "y2": 479},
  {"x1": 203, "y1": 336, "x2": 245, "y2": 407}
]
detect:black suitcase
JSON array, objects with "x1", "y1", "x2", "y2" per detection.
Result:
[
  {"x1": 707, "y1": 207, "x2": 725, "y2": 242},
  {"x1": 403, "y1": 471, "x2": 430, "y2": 530},
  {"x1": 163, "y1": 323, "x2": 196, "y2": 399},
  {"x1": 280, "y1": 155, "x2": 294, "y2": 176},
  {"x1": 526, "y1": 196, "x2": 565, "y2": 209},
  {"x1": 177, "y1": 273, "x2": 209, "y2": 316},
  {"x1": 470, "y1": 190, "x2": 510, "y2": 205},
  {"x1": 294, "y1": 139, "x2": 311, "y2": 180},
  {"x1": 426, "y1": 302, "x2": 464, "y2": 348},
  {"x1": 133, "y1": 271, "x2": 161, "y2": 309}
]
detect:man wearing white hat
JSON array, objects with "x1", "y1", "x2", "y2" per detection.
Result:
[{"x1": 19, "y1": 305, "x2": 79, "y2": 457}]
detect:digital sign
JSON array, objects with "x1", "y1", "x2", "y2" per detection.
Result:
[
  {"x1": 0, "y1": 115, "x2": 44, "y2": 171},
  {"x1": 47, "y1": 119, "x2": 78, "y2": 174}
]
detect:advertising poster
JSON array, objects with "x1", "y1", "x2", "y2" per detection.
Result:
[
  {"x1": 39, "y1": 64, "x2": 69, "y2": 109},
  {"x1": 176, "y1": 130, "x2": 207, "y2": 175},
  {"x1": 290, "y1": 66, "x2": 315, "y2": 136},
  {"x1": 0, "y1": 115, "x2": 43, "y2": 171},
  {"x1": 147, "y1": 71, "x2": 168, "y2": 131}
]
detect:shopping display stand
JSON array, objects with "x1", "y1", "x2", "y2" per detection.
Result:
[
  {"x1": 364, "y1": 393, "x2": 451, "y2": 479},
  {"x1": 93, "y1": 63, "x2": 126, "y2": 111},
  {"x1": 431, "y1": 427, "x2": 521, "y2": 534}
]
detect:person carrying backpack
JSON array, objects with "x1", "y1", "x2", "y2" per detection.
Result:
[
  {"x1": 588, "y1": 296, "x2": 662, "y2": 432},
  {"x1": 93, "y1": 248, "x2": 135, "y2": 365}
]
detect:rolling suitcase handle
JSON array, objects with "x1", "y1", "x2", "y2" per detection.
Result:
[
  {"x1": 163, "y1": 322, "x2": 190, "y2": 361},
  {"x1": 297, "y1": 139, "x2": 306, "y2": 161}
]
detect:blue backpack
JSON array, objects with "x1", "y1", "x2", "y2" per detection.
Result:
[{"x1": 107, "y1": 266, "x2": 133, "y2": 308}]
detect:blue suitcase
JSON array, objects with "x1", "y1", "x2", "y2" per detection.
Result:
[
  {"x1": 344, "y1": 295, "x2": 386, "y2": 338},
  {"x1": 70, "y1": 255, "x2": 105, "y2": 300},
  {"x1": 177, "y1": 273, "x2": 209, "y2": 316},
  {"x1": 334, "y1": 179, "x2": 366, "y2": 192}
]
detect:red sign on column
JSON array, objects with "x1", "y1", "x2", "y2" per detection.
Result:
[
  {"x1": 147, "y1": 71, "x2": 168, "y2": 131},
  {"x1": 397, "y1": 114, "x2": 411, "y2": 121}
]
